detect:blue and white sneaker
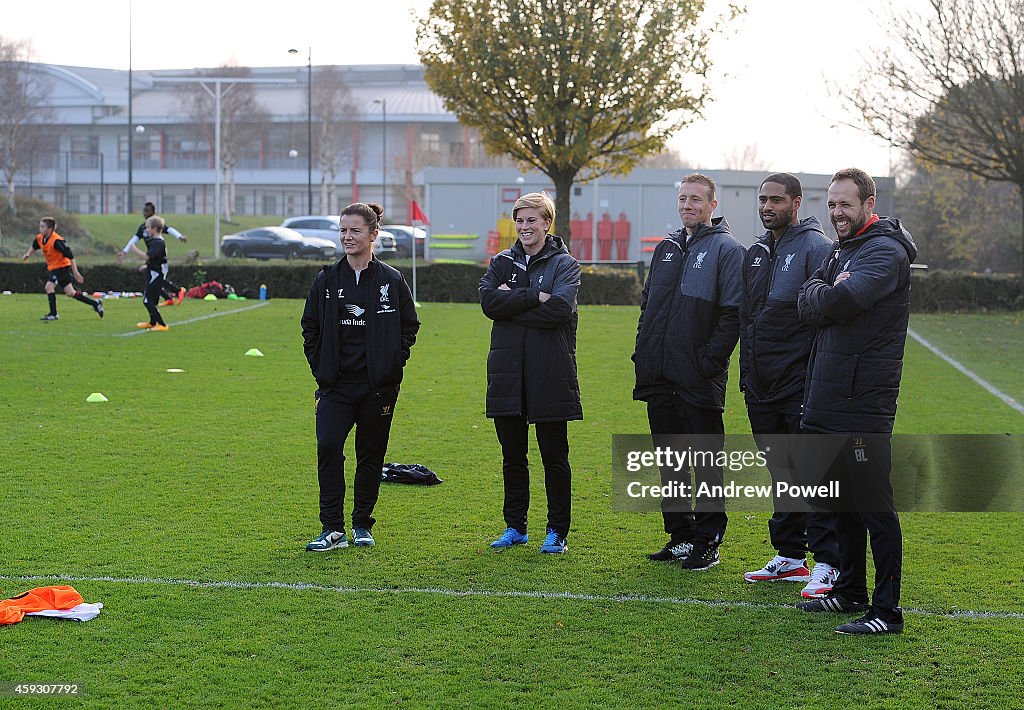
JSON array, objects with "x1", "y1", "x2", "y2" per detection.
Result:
[
  {"x1": 352, "y1": 527, "x2": 375, "y2": 547},
  {"x1": 306, "y1": 529, "x2": 348, "y2": 551},
  {"x1": 540, "y1": 528, "x2": 568, "y2": 554},
  {"x1": 490, "y1": 527, "x2": 528, "y2": 549}
]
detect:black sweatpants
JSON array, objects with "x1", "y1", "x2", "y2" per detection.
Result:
[
  {"x1": 826, "y1": 435, "x2": 903, "y2": 622},
  {"x1": 493, "y1": 416, "x2": 571, "y2": 538},
  {"x1": 645, "y1": 393, "x2": 727, "y2": 547},
  {"x1": 315, "y1": 381, "x2": 397, "y2": 532},
  {"x1": 746, "y1": 398, "x2": 838, "y2": 566},
  {"x1": 143, "y1": 268, "x2": 166, "y2": 326}
]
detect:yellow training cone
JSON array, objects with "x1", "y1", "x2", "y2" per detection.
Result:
[
  {"x1": 86, "y1": 393, "x2": 109, "y2": 402},
  {"x1": 245, "y1": 348, "x2": 264, "y2": 357}
]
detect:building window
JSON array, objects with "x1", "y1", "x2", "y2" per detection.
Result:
[
  {"x1": 420, "y1": 131, "x2": 441, "y2": 167},
  {"x1": 448, "y1": 142, "x2": 464, "y2": 167},
  {"x1": 262, "y1": 195, "x2": 277, "y2": 214},
  {"x1": 70, "y1": 135, "x2": 99, "y2": 169}
]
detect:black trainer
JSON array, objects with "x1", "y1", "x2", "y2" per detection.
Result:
[
  {"x1": 95, "y1": 302, "x2": 104, "y2": 318},
  {"x1": 41, "y1": 314, "x2": 59, "y2": 321},
  {"x1": 836, "y1": 611, "x2": 904, "y2": 635},
  {"x1": 680, "y1": 544, "x2": 719, "y2": 571},
  {"x1": 647, "y1": 539, "x2": 692, "y2": 562},
  {"x1": 797, "y1": 593, "x2": 869, "y2": 614}
]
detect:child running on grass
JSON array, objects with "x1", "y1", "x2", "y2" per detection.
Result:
[{"x1": 21, "y1": 217, "x2": 104, "y2": 321}]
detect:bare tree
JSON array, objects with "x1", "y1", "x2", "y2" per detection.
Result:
[
  {"x1": 722, "y1": 143, "x2": 768, "y2": 172},
  {"x1": 0, "y1": 37, "x2": 53, "y2": 211},
  {"x1": 843, "y1": 0, "x2": 1024, "y2": 275},
  {"x1": 180, "y1": 65, "x2": 269, "y2": 221},
  {"x1": 310, "y1": 67, "x2": 358, "y2": 214},
  {"x1": 638, "y1": 148, "x2": 701, "y2": 170}
]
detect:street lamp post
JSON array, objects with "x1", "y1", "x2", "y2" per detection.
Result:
[
  {"x1": 374, "y1": 98, "x2": 387, "y2": 215},
  {"x1": 289, "y1": 47, "x2": 313, "y2": 214},
  {"x1": 127, "y1": 1, "x2": 133, "y2": 213}
]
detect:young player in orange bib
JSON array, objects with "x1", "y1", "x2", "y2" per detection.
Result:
[{"x1": 21, "y1": 217, "x2": 104, "y2": 321}]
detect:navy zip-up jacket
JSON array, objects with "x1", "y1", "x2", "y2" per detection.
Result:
[
  {"x1": 301, "y1": 257, "x2": 419, "y2": 394},
  {"x1": 633, "y1": 217, "x2": 745, "y2": 411},
  {"x1": 798, "y1": 216, "x2": 917, "y2": 434},
  {"x1": 480, "y1": 235, "x2": 583, "y2": 423},
  {"x1": 740, "y1": 216, "x2": 834, "y2": 404}
]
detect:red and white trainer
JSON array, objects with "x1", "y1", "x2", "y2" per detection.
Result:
[
  {"x1": 801, "y1": 562, "x2": 839, "y2": 598},
  {"x1": 743, "y1": 555, "x2": 810, "y2": 583}
]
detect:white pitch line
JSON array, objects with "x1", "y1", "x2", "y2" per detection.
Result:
[
  {"x1": 3, "y1": 574, "x2": 1022, "y2": 621},
  {"x1": 908, "y1": 328, "x2": 1024, "y2": 415},
  {"x1": 117, "y1": 301, "x2": 271, "y2": 336}
]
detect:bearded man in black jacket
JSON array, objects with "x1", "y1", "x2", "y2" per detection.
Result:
[
  {"x1": 795, "y1": 168, "x2": 916, "y2": 635},
  {"x1": 740, "y1": 173, "x2": 839, "y2": 599}
]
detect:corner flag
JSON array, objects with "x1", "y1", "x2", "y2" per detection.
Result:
[{"x1": 411, "y1": 200, "x2": 430, "y2": 225}]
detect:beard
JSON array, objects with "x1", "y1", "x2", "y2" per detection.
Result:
[{"x1": 760, "y1": 207, "x2": 794, "y2": 231}]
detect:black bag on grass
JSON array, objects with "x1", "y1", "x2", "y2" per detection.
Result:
[{"x1": 381, "y1": 463, "x2": 443, "y2": 485}]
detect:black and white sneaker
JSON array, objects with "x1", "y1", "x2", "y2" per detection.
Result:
[
  {"x1": 95, "y1": 302, "x2": 104, "y2": 318},
  {"x1": 797, "y1": 593, "x2": 869, "y2": 614},
  {"x1": 680, "y1": 544, "x2": 719, "y2": 571},
  {"x1": 305, "y1": 529, "x2": 348, "y2": 551},
  {"x1": 41, "y1": 314, "x2": 59, "y2": 321},
  {"x1": 647, "y1": 539, "x2": 693, "y2": 562},
  {"x1": 836, "y1": 612, "x2": 904, "y2": 635}
]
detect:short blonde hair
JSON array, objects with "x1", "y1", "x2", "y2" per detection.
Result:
[
  {"x1": 145, "y1": 215, "x2": 165, "y2": 231},
  {"x1": 512, "y1": 191, "x2": 555, "y2": 226}
]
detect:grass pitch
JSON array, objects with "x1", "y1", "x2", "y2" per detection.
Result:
[{"x1": 0, "y1": 295, "x2": 1021, "y2": 707}]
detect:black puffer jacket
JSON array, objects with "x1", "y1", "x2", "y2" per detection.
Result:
[
  {"x1": 797, "y1": 217, "x2": 917, "y2": 434},
  {"x1": 479, "y1": 235, "x2": 583, "y2": 423},
  {"x1": 740, "y1": 216, "x2": 834, "y2": 403},
  {"x1": 301, "y1": 257, "x2": 419, "y2": 393},
  {"x1": 633, "y1": 218, "x2": 745, "y2": 411}
]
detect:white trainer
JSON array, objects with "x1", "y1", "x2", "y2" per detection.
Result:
[
  {"x1": 743, "y1": 555, "x2": 810, "y2": 583},
  {"x1": 801, "y1": 562, "x2": 839, "y2": 598}
]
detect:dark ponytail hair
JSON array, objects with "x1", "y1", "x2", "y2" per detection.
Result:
[{"x1": 339, "y1": 202, "x2": 383, "y2": 231}]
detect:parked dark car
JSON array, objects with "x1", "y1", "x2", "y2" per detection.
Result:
[
  {"x1": 222, "y1": 226, "x2": 336, "y2": 260},
  {"x1": 281, "y1": 215, "x2": 397, "y2": 257},
  {"x1": 382, "y1": 224, "x2": 427, "y2": 258}
]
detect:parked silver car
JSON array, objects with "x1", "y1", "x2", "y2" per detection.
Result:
[
  {"x1": 381, "y1": 224, "x2": 427, "y2": 258},
  {"x1": 281, "y1": 215, "x2": 397, "y2": 258}
]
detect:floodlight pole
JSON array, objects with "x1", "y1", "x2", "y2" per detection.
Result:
[
  {"x1": 127, "y1": 0, "x2": 133, "y2": 213},
  {"x1": 199, "y1": 80, "x2": 226, "y2": 258},
  {"x1": 288, "y1": 47, "x2": 313, "y2": 213},
  {"x1": 374, "y1": 98, "x2": 387, "y2": 214}
]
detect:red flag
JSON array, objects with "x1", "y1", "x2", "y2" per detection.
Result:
[{"x1": 411, "y1": 200, "x2": 430, "y2": 225}]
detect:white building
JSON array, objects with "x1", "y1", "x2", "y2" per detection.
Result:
[{"x1": 16, "y1": 63, "x2": 512, "y2": 222}]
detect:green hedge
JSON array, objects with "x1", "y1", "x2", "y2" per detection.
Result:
[
  {"x1": 0, "y1": 259, "x2": 643, "y2": 305},
  {"x1": 3, "y1": 260, "x2": 1018, "y2": 311},
  {"x1": 910, "y1": 270, "x2": 1024, "y2": 312}
]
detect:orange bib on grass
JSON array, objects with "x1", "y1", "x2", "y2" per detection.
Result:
[{"x1": 0, "y1": 585, "x2": 84, "y2": 625}]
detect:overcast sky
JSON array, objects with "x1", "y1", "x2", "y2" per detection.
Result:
[{"x1": 4, "y1": 0, "x2": 925, "y2": 176}]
